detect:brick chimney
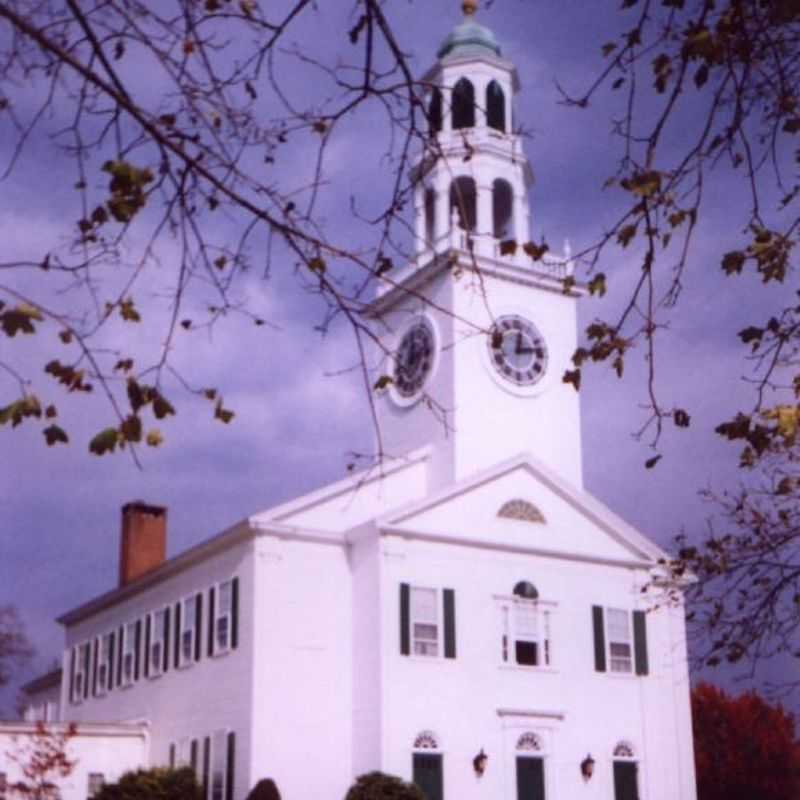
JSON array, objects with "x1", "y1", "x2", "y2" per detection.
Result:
[{"x1": 119, "y1": 501, "x2": 167, "y2": 587}]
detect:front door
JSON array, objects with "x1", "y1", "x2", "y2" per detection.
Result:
[
  {"x1": 516, "y1": 756, "x2": 545, "y2": 800},
  {"x1": 413, "y1": 753, "x2": 443, "y2": 800},
  {"x1": 613, "y1": 761, "x2": 639, "y2": 800}
]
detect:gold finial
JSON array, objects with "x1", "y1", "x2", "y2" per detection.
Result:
[{"x1": 463, "y1": 0, "x2": 478, "y2": 16}]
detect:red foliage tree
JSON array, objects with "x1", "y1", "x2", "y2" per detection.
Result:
[
  {"x1": 692, "y1": 682, "x2": 800, "y2": 800},
  {"x1": 6, "y1": 722, "x2": 78, "y2": 800}
]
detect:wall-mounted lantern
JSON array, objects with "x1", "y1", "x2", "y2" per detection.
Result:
[
  {"x1": 580, "y1": 753, "x2": 596, "y2": 781},
  {"x1": 473, "y1": 749, "x2": 488, "y2": 776}
]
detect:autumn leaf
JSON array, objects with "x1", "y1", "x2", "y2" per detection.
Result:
[{"x1": 43, "y1": 424, "x2": 68, "y2": 446}]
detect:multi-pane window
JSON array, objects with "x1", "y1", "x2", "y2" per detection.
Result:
[
  {"x1": 211, "y1": 730, "x2": 227, "y2": 800},
  {"x1": 607, "y1": 609, "x2": 633, "y2": 673},
  {"x1": 150, "y1": 609, "x2": 167, "y2": 677},
  {"x1": 87, "y1": 773, "x2": 104, "y2": 799},
  {"x1": 410, "y1": 587, "x2": 439, "y2": 656},
  {"x1": 215, "y1": 581, "x2": 233, "y2": 654},
  {"x1": 181, "y1": 596, "x2": 197, "y2": 667},
  {"x1": 122, "y1": 621, "x2": 137, "y2": 685},
  {"x1": 499, "y1": 599, "x2": 552, "y2": 667},
  {"x1": 96, "y1": 633, "x2": 113, "y2": 694}
]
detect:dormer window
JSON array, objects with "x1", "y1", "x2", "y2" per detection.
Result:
[
  {"x1": 487, "y1": 80, "x2": 506, "y2": 132},
  {"x1": 452, "y1": 77, "x2": 475, "y2": 129}
]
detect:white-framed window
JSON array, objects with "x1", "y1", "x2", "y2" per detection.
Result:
[
  {"x1": 95, "y1": 632, "x2": 113, "y2": 695},
  {"x1": 121, "y1": 621, "x2": 138, "y2": 686},
  {"x1": 410, "y1": 586, "x2": 439, "y2": 656},
  {"x1": 150, "y1": 608, "x2": 167, "y2": 677},
  {"x1": 211, "y1": 729, "x2": 227, "y2": 800},
  {"x1": 180, "y1": 595, "x2": 198, "y2": 667},
  {"x1": 606, "y1": 609, "x2": 633, "y2": 673},
  {"x1": 497, "y1": 585, "x2": 554, "y2": 668},
  {"x1": 215, "y1": 581, "x2": 233, "y2": 654},
  {"x1": 87, "y1": 772, "x2": 104, "y2": 799}
]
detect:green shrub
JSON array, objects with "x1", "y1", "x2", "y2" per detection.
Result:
[
  {"x1": 344, "y1": 772, "x2": 424, "y2": 800},
  {"x1": 94, "y1": 767, "x2": 202, "y2": 800}
]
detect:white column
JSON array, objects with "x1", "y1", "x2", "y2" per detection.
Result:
[{"x1": 413, "y1": 184, "x2": 426, "y2": 257}]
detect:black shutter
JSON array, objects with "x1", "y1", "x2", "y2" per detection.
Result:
[
  {"x1": 633, "y1": 611, "x2": 649, "y2": 676},
  {"x1": 400, "y1": 583, "x2": 410, "y2": 655},
  {"x1": 231, "y1": 578, "x2": 239, "y2": 650},
  {"x1": 225, "y1": 732, "x2": 235, "y2": 800},
  {"x1": 443, "y1": 589, "x2": 456, "y2": 659},
  {"x1": 195, "y1": 593, "x2": 203, "y2": 662},
  {"x1": 83, "y1": 643, "x2": 90, "y2": 699},
  {"x1": 68, "y1": 648, "x2": 76, "y2": 703},
  {"x1": 144, "y1": 615, "x2": 151, "y2": 678},
  {"x1": 412, "y1": 753, "x2": 443, "y2": 800},
  {"x1": 116, "y1": 626, "x2": 124, "y2": 687},
  {"x1": 134, "y1": 619, "x2": 142, "y2": 681},
  {"x1": 174, "y1": 601, "x2": 182, "y2": 668},
  {"x1": 592, "y1": 605, "x2": 606, "y2": 672},
  {"x1": 613, "y1": 761, "x2": 639, "y2": 800},
  {"x1": 202, "y1": 736, "x2": 211, "y2": 800},
  {"x1": 208, "y1": 587, "x2": 216, "y2": 657},
  {"x1": 190, "y1": 739, "x2": 198, "y2": 772},
  {"x1": 516, "y1": 757, "x2": 545, "y2": 800},
  {"x1": 169, "y1": 743, "x2": 176, "y2": 768},
  {"x1": 163, "y1": 607, "x2": 171, "y2": 673},
  {"x1": 91, "y1": 639, "x2": 99, "y2": 697},
  {"x1": 108, "y1": 631, "x2": 116, "y2": 691}
]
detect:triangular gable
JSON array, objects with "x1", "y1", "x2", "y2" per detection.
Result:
[
  {"x1": 379, "y1": 453, "x2": 666, "y2": 566},
  {"x1": 249, "y1": 446, "x2": 432, "y2": 535}
]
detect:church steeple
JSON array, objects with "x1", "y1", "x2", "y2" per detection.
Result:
[
  {"x1": 370, "y1": 5, "x2": 583, "y2": 490},
  {"x1": 411, "y1": 5, "x2": 531, "y2": 268}
]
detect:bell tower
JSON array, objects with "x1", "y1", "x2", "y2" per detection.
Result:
[{"x1": 369, "y1": 1, "x2": 585, "y2": 489}]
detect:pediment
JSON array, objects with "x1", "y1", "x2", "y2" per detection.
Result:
[{"x1": 379, "y1": 453, "x2": 665, "y2": 566}]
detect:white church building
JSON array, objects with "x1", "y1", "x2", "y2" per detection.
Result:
[{"x1": 4, "y1": 4, "x2": 697, "y2": 800}]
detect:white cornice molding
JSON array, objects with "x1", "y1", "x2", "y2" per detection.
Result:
[{"x1": 379, "y1": 524, "x2": 653, "y2": 570}]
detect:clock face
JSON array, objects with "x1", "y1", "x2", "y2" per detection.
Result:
[
  {"x1": 394, "y1": 320, "x2": 435, "y2": 398},
  {"x1": 487, "y1": 315, "x2": 548, "y2": 386}
]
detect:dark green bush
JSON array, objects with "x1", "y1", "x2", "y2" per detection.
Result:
[
  {"x1": 344, "y1": 772, "x2": 424, "y2": 800},
  {"x1": 94, "y1": 767, "x2": 202, "y2": 800}
]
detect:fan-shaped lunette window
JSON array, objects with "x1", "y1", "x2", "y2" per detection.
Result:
[
  {"x1": 413, "y1": 731, "x2": 440, "y2": 750},
  {"x1": 449, "y1": 176, "x2": 477, "y2": 231},
  {"x1": 486, "y1": 80, "x2": 506, "y2": 132},
  {"x1": 452, "y1": 78, "x2": 475, "y2": 129},
  {"x1": 512, "y1": 580, "x2": 539, "y2": 600},
  {"x1": 498, "y1": 499, "x2": 545, "y2": 524},
  {"x1": 428, "y1": 87, "x2": 443, "y2": 134},
  {"x1": 516, "y1": 732, "x2": 543, "y2": 752},
  {"x1": 614, "y1": 741, "x2": 635, "y2": 758}
]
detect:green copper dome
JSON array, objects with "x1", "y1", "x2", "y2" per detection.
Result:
[{"x1": 437, "y1": 18, "x2": 501, "y2": 59}]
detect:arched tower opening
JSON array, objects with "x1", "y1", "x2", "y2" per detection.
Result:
[
  {"x1": 424, "y1": 188, "x2": 436, "y2": 245},
  {"x1": 486, "y1": 80, "x2": 506, "y2": 132},
  {"x1": 492, "y1": 178, "x2": 513, "y2": 239},
  {"x1": 428, "y1": 87, "x2": 443, "y2": 134},
  {"x1": 452, "y1": 78, "x2": 475, "y2": 130},
  {"x1": 450, "y1": 177, "x2": 477, "y2": 231}
]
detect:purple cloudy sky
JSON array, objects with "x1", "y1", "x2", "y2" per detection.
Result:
[{"x1": 0, "y1": 0, "x2": 791, "y2": 713}]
